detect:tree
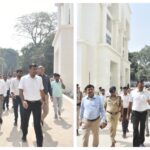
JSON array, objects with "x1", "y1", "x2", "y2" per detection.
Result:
[
  {"x1": 0, "y1": 48, "x2": 19, "y2": 75},
  {"x1": 129, "y1": 52, "x2": 139, "y2": 81},
  {"x1": 42, "y1": 33, "x2": 54, "y2": 75},
  {"x1": 19, "y1": 34, "x2": 55, "y2": 75},
  {"x1": 15, "y1": 12, "x2": 57, "y2": 46},
  {"x1": 19, "y1": 43, "x2": 35, "y2": 73},
  {"x1": 129, "y1": 45, "x2": 150, "y2": 81},
  {"x1": 139, "y1": 45, "x2": 150, "y2": 80}
]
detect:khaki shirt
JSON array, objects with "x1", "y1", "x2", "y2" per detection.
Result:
[{"x1": 104, "y1": 96, "x2": 122, "y2": 113}]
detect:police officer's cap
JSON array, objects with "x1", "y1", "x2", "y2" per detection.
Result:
[{"x1": 109, "y1": 86, "x2": 116, "y2": 93}]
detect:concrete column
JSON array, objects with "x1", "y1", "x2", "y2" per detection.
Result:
[
  {"x1": 101, "y1": 4, "x2": 107, "y2": 44},
  {"x1": 57, "y1": 5, "x2": 61, "y2": 27},
  {"x1": 77, "y1": 4, "x2": 83, "y2": 39},
  {"x1": 63, "y1": 4, "x2": 69, "y2": 24},
  {"x1": 69, "y1": 4, "x2": 73, "y2": 25},
  {"x1": 77, "y1": 42, "x2": 89, "y2": 91}
]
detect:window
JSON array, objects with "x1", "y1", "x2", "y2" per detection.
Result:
[
  {"x1": 107, "y1": 14, "x2": 112, "y2": 32},
  {"x1": 106, "y1": 34, "x2": 111, "y2": 45}
]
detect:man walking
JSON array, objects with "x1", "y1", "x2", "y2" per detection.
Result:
[
  {"x1": 10, "y1": 69, "x2": 23, "y2": 126},
  {"x1": 128, "y1": 80, "x2": 150, "y2": 147},
  {"x1": 19, "y1": 64, "x2": 45, "y2": 147},
  {"x1": 37, "y1": 66, "x2": 52, "y2": 125},
  {"x1": 51, "y1": 73, "x2": 65, "y2": 119},
  {"x1": 120, "y1": 87, "x2": 130, "y2": 138},
  {"x1": 3, "y1": 75, "x2": 10, "y2": 110},
  {"x1": 0, "y1": 74, "x2": 7, "y2": 125},
  {"x1": 80, "y1": 84, "x2": 107, "y2": 147},
  {"x1": 145, "y1": 88, "x2": 150, "y2": 136},
  {"x1": 76, "y1": 84, "x2": 82, "y2": 136},
  {"x1": 99, "y1": 89, "x2": 106, "y2": 106}
]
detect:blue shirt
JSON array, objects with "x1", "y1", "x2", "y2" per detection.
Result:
[
  {"x1": 51, "y1": 81, "x2": 63, "y2": 97},
  {"x1": 80, "y1": 95, "x2": 107, "y2": 123}
]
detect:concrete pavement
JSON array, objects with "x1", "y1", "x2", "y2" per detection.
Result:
[
  {"x1": 77, "y1": 119, "x2": 150, "y2": 147},
  {"x1": 0, "y1": 95, "x2": 73, "y2": 147}
]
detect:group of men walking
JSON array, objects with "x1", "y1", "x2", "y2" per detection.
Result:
[
  {"x1": 0, "y1": 64, "x2": 65, "y2": 147},
  {"x1": 77, "y1": 80, "x2": 150, "y2": 147}
]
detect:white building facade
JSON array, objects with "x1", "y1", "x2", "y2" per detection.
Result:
[
  {"x1": 53, "y1": 3, "x2": 74, "y2": 95},
  {"x1": 77, "y1": 3, "x2": 131, "y2": 91}
]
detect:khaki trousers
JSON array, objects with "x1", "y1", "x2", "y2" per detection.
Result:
[
  {"x1": 82, "y1": 118, "x2": 100, "y2": 147},
  {"x1": 41, "y1": 95, "x2": 49, "y2": 121},
  {"x1": 77, "y1": 105, "x2": 80, "y2": 129},
  {"x1": 107, "y1": 112, "x2": 120, "y2": 143}
]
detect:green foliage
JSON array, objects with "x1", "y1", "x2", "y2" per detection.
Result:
[
  {"x1": 0, "y1": 48, "x2": 19, "y2": 75},
  {"x1": 19, "y1": 34, "x2": 54, "y2": 75},
  {"x1": 129, "y1": 45, "x2": 150, "y2": 81}
]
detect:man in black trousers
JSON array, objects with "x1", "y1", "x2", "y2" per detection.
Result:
[
  {"x1": 19, "y1": 64, "x2": 45, "y2": 147},
  {"x1": 128, "y1": 80, "x2": 150, "y2": 147},
  {"x1": 10, "y1": 69, "x2": 23, "y2": 126}
]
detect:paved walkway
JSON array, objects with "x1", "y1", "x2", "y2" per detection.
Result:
[
  {"x1": 77, "y1": 119, "x2": 150, "y2": 147},
  {"x1": 0, "y1": 96, "x2": 73, "y2": 147}
]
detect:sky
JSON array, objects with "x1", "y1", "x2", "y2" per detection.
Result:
[
  {"x1": 0, "y1": 2, "x2": 150, "y2": 53},
  {"x1": 129, "y1": 3, "x2": 150, "y2": 52},
  {"x1": 0, "y1": 0, "x2": 57, "y2": 52}
]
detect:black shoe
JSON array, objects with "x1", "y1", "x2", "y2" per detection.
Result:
[
  {"x1": 0, "y1": 118, "x2": 3, "y2": 124},
  {"x1": 127, "y1": 128, "x2": 129, "y2": 132},
  {"x1": 139, "y1": 144, "x2": 145, "y2": 147},
  {"x1": 37, "y1": 143, "x2": 43, "y2": 147},
  {"x1": 22, "y1": 136, "x2": 27, "y2": 142},
  {"x1": 123, "y1": 134, "x2": 127, "y2": 138},
  {"x1": 14, "y1": 122, "x2": 17, "y2": 126}
]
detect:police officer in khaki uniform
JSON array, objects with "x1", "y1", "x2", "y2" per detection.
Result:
[{"x1": 104, "y1": 86, "x2": 123, "y2": 147}]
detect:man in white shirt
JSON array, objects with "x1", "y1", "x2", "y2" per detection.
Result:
[
  {"x1": 128, "y1": 80, "x2": 150, "y2": 147},
  {"x1": 19, "y1": 64, "x2": 45, "y2": 147},
  {"x1": 10, "y1": 69, "x2": 23, "y2": 126},
  {"x1": 120, "y1": 87, "x2": 130, "y2": 138},
  {"x1": 10, "y1": 72, "x2": 17, "y2": 109},
  {"x1": 99, "y1": 89, "x2": 106, "y2": 106},
  {"x1": 3, "y1": 75, "x2": 11, "y2": 110},
  {"x1": 145, "y1": 88, "x2": 150, "y2": 136},
  {"x1": 0, "y1": 74, "x2": 7, "y2": 124}
]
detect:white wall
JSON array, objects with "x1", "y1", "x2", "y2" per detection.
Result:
[{"x1": 77, "y1": 3, "x2": 131, "y2": 92}]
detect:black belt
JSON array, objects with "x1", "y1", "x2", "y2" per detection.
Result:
[
  {"x1": 132, "y1": 110, "x2": 147, "y2": 114},
  {"x1": 87, "y1": 116, "x2": 100, "y2": 122},
  {"x1": 26, "y1": 100, "x2": 41, "y2": 103},
  {"x1": 107, "y1": 111, "x2": 119, "y2": 115},
  {"x1": 0, "y1": 94, "x2": 3, "y2": 96}
]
